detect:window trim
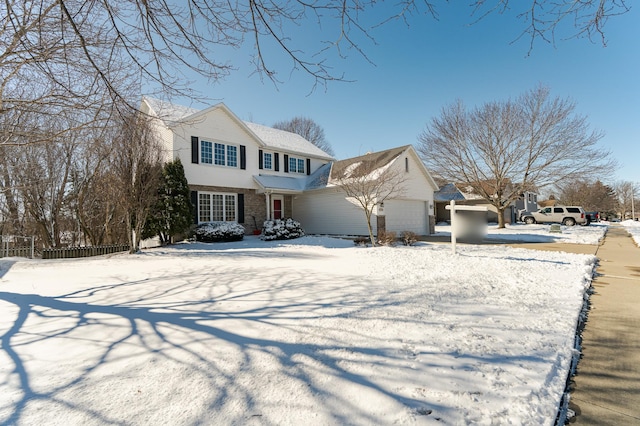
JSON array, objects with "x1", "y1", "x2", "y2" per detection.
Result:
[
  {"x1": 263, "y1": 152, "x2": 273, "y2": 170},
  {"x1": 200, "y1": 140, "x2": 239, "y2": 168},
  {"x1": 288, "y1": 156, "x2": 305, "y2": 174},
  {"x1": 197, "y1": 191, "x2": 238, "y2": 223}
]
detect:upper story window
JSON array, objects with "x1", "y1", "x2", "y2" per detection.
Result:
[
  {"x1": 289, "y1": 156, "x2": 305, "y2": 174},
  {"x1": 201, "y1": 140, "x2": 237, "y2": 167},
  {"x1": 201, "y1": 141, "x2": 213, "y2": 164},
  {"x1": 263, "y1": 152, "x2": 272, "y2": 170}
]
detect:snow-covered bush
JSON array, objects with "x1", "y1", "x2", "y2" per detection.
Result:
[
  {"x1": 194, "y1": 221, "x2": 245, "y2": 242},
  {"x1": 261, "y1": 218, "x2": 304, "y2": 241}
]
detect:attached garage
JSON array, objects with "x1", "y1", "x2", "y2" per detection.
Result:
[{"x1": 384, "y1": 199, "x2": 429, "y2": 235}]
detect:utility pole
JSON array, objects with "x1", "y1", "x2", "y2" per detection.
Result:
[{"x1": 632, "y1": 184, "x2": 636, "y2": 220}]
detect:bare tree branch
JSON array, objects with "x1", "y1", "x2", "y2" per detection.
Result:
[{"x1": 417, "y1": 85, "x2": 615, "y2": 228}]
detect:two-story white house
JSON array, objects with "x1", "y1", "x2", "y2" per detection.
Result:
[{"x1": 142, "y1": 97, "x2": 438, "y2": 236}]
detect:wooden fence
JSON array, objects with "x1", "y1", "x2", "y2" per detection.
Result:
[
  {"x1": 41, "y1": 244, "x2": 130, "y2": 259},
  {"x1": 1, "y1": 236, "x2": 35, "y2": 259}
]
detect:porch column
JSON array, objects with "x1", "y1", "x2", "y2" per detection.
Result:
[{"x1": 265, "y1": 192, "x2": 271, "y2": 220}]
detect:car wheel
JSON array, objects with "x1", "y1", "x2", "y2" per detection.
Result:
[
  {"x1": 563, "y1": 218, "x2": 576, "y2": 226},
  {"x1": 524, "y1": 217, "x2": 535, "y2": 225}
]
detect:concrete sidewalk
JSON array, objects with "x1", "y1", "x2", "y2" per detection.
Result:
[{"x1": 564, "y1": 225, "x2": 640, "y2": 425}]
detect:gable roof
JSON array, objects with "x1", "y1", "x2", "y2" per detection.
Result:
[
  {"x1": 244, "y1": 122, "x2": 333, "y2": 160},
  {"x1": 330, "y1": 145, "x2": 408, "y2": 181},
  {"x1": 434, "y1": 183, "x2": 468, "y2": 202},
  {"x1": 141, "y1": 96, "x2": 334, "y2": 160},
  {"x1": 142, "y1": 96, "x2": 199, "y2": 124}
]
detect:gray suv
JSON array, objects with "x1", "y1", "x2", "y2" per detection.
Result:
[{"x1": 520, "y1": 206, "x2": 588, "y2": 226}]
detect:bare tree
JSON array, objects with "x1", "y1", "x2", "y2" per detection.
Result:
[
  {"x1": 273, "y1": 117, "x2": 335, "y2": 156},
  {"x1": 110, "y1": 113, "x2": 163, "y2": 253},
  {"x1": 559, "y1": 179, "x2": 617, "y2": 212},
  {"x1": 1, "y1": 1, "x2": 629, "y2": 114},
  {"x1": 331, "y1": 149, "x2": 408, "y2": 246},
  {"x1": 613, "y1": 180, "x2": 639, "y2": 219},
  {"x1": 418, "y1": 85, "x2": 614, "y2": 228}
]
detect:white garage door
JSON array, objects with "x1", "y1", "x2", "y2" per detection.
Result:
[{"x1": 384, "y1": 200, "x2": 428, "y2": 235}]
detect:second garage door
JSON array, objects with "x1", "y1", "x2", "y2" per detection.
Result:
[{"x1": 384, "y1": 200, "x2": 428, "y2": 235}]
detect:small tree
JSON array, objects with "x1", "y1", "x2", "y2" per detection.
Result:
[
  {"x1": 331, "y1": 149, "x2": 407, "y2": 246},
  {"x1": 144, "y1": 158, "x2": 193, "y2": 244},
  {"x1": 273, "y1": 117, "x2": 335, "y2": 156}
]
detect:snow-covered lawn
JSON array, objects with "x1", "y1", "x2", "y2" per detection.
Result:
[
  {"x1": 0, "y1": 228, "x2": 603, "y2": 425},
  {"x1": 435, "y1": 222, "x2": 607, "y2": 245},
  {"x1": 621, "y1": 220, "x2": 640, "y2": 246}
]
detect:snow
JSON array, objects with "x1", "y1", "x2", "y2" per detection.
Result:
[
  {"x1": 244, "y1": 121, "x2": 334, "y2": 159},
  {"x1": 0, "y1": 225, "x2": 605, "y2": 425},
  {"x1": 436, "y1": 222, "x2": 607, "y2": 245},
  {"x1": 621, "y1": 219, "x2": 640, "y2": 246}
]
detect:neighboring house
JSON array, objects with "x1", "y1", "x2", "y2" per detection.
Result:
[
  {"x1": 434, "y1": 182, "x2": 517, "y2": 224},
  {"x1": 538, "y1": 195, "x2": 559, "y2": 208},
  {"x1": 142, "y1": 97, "x2": 438, "y2": 236},
  {"x1": 514, "y1": 191, "x2": 539, "y2": 218}
]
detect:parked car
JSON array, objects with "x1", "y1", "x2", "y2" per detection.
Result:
[
  {"x1": 585, "y1": 211, "x2": 599, "y2": 223},
  {"x1": 520, "y1": 206, "x2": 588, "y2": 226}
]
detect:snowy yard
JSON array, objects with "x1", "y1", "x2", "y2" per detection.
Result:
[
  {"x1": 622, "y1": 220, "x2": 640, "y2": 246},
  {"x1": 0, "y1": 225, "x2": 606, "y2": 425}
]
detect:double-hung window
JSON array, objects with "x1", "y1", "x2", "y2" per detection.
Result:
[
  {"x1": 227, "y1": 145, "x2": 237, "y2": 167},
  {"x1": 289, "y1": 156, "x2": 305, "y2": 174},
  {"x1": 201, "y1": 141, "x2": 213, "y2": 164},
  {"x1": 263, "y1": 152, "x2": 272, "y2": 170},
  {"x1": 214, "y1": 143, "x2": 225, "y2": 165},
  {"x1": 198, "y1": 192, "x2": 237, "y2": 223}
]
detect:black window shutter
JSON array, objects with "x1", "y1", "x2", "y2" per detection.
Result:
[
  {"x1": 284, "y1": 154, "x2": 289, "y2": 173},
  {"x1": 274, "y1": 153, "x2": 279, "y2": 171},
  {"x1": 191, "y1": 137, "x2": 199, "y2": 164},
  {"x1": 237, "y1": 194, "x2": 245, "y2": 224},
  {"x1": 306, "y1": 158, "x2": 311, "y2": 175},
  {"x1": 258, "y1": 149, "x2": 263, "y2": 169},
  {"x1": 190, "y1": 190, "x2": 198, "y2": 223},
  {"x1": 240, "y1": 145, "x2": 246, "y2": 170}
]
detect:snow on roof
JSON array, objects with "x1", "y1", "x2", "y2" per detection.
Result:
[
  {"x1": 142, "y1": 97, "x2": 334, "y2": 160},
  {"x1": 253, "y1": 175, "x2": 306, "y2": 192},
  {"x1": 434, "y1": 183, "x2": 467, "y2": 202},
  {"x1": 330, "y1": 146, "x2": 408, "y2": 181},
  {"x1": 304, "y1": 163, "x2": 332, "y2": 190},
  {"x1": 243, "y1": 121, "x2": 333, "y2": 160},
  {"x1": 142, "y1": 97, "x2": 199, "y2": 123}
]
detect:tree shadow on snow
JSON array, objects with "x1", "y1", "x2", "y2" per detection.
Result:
[{"x1": 0, "y1": 266, "x2": 449, "y2": 425}]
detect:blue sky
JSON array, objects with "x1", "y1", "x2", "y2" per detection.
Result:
[{"x1": 172, "y1": 3, "x2": 640, "y2": 185}]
